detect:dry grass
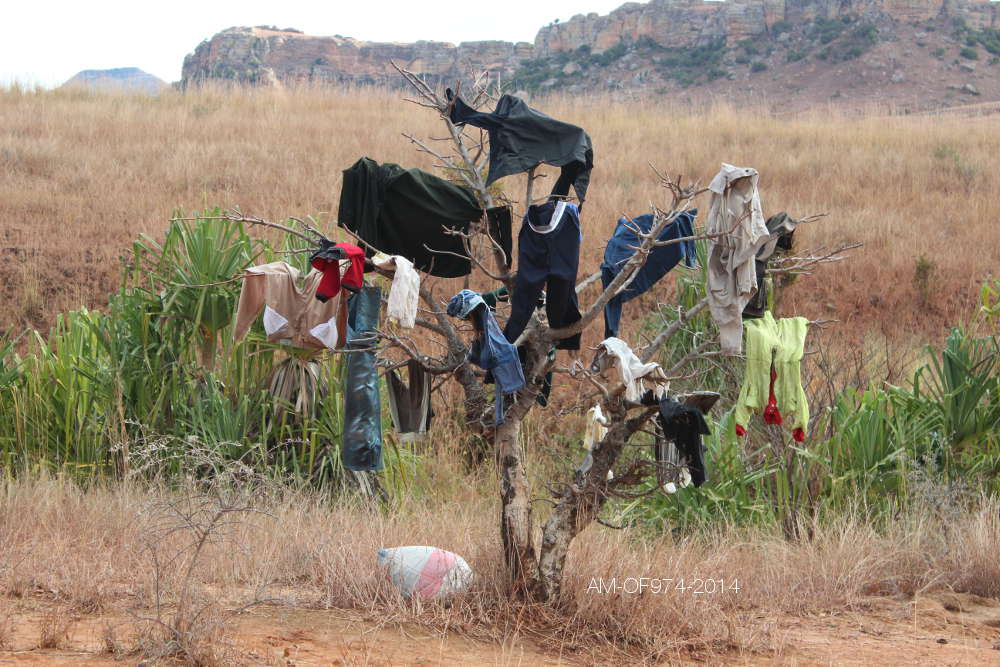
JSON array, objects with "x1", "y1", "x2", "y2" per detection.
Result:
[
  {"x1": 1, "y1": 476, "x2": 998, "y2": 662},
  {"x1": 35, "y1": 610, "x2": 73, "y2": 649},
  {"x1": 1, "y1": 84, "x2": 998, "y2": 349},
  {"x1": 0, "y1": 608, "x2": 13, "y2": 650}
]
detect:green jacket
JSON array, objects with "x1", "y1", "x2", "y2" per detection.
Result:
[{"x1": 734, "y1": 311, "x2": 809, "y2": 436}]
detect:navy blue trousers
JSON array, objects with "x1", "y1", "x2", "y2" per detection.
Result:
[{"x1": 504, "y1": 207, "x2": 582, "y2": 350}]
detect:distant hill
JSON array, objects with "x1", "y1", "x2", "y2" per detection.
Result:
[
  {"x1": 60, "y1": 67, "x2": 167, "y2": 94},
  {"x1": 181, "y1": 0, "x2": 1000, "y2": 113}
]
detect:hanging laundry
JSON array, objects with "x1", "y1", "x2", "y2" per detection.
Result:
[
  {"x1": 482, "y1": 286, "x2": 553, "y2": 407},
  {"x1": 657, "y1": 395, "x2": 711, "y2": 487},
  {"x1": 343, "y1": 285, "x2": 384, "y2": 471},
  {"x1": 447, "y1": 90, "x2": 594, "y2": 203},
  {"x1": 596, "y1": 337, "x2": 668, "y2": 402},
  {"x1": 639, "y1": 390, "x2": 710, "y2": 489},
  {"x1": 338, "y1": 157, "x2": 483, "y2": 278},
  {"x1": 504, "y1": 200, "x2": 583, "y2": 350},
  {"x1": 447, "y1": 289, "x2": 525, "y2": 426},
  {"x1": 705, "y1": 163, "x2": 771, "y2": 355},
  {"x1": 485, "y1": 205, "x2": 513, "y2": 268},
  {"x1": 234, "y1": 261, "x2": 347, "y2": 350},
  {"x1": 734, "y1": 312, "x2": 809, "y2": 442},
  {"x1": 311, "y1": 241, "x2": 365, "y2": 302},
  {"x1": 600, "y1": 210, "x2": 698, "y2": 338},
  {"x1": 585, "y1": 404, "x2": 609, "y2": 450},
  {"x1": 579, "y1": 404, "x2": 613, "y2": 479},
  {"x1": 742, "y1": 212, "x2": 799, "y2": 319},
  {"x1": 386, "y1": 360, "x2": 434, "y2": 442},
  {"x1": 373, "y1": 254, "x2": 420, "y2": 329}
]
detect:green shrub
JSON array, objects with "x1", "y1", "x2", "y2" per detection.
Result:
[
  {"x1": 751, "y1": 60, "x2": 768, "y2": 72},
  {"x1": 771, "y1": 20, "x2": 791, "y2": 35},
  {"x1": 960, "y1": 47, "x2": 979, "y2": 60}
]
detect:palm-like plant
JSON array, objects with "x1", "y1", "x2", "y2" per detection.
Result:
[{"x1": 131, "y1": 210, "x2": 264, "y2": 368}]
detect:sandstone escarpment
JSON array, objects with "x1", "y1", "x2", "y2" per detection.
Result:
[
  {"x1": 181, "y1": 26, "x2": 533, "y2": 88},
  {"x1": 534, "y1": 0, "x2": 996, "y2": 55},
  {"x1": 180, "y1": 1, "x2": 1000, "y2": 112}
]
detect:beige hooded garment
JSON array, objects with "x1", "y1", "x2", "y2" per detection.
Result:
[
  {"x1": 234, "y1": 261, "x2": 346, "y2": 350},
  {"x1": 705, "y1": 163, "x2": 770, "y2": 355}
]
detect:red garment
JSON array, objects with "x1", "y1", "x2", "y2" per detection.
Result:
[
  {"x1": 738, "y1": 367, "x2": 785, "y2": 437},
  {"x1": 312, "y1": 242, "x2": 366, "y2": 302},
  {"x1": 762, "y1": 367, "x2": 783, "y2": 425}
]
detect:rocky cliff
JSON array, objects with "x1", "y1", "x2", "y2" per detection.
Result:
[
  {"x1": 61, "y1": 67, "x2": 166, "y2": 94},
  {"x1": 181, "y1": 26, "x2": 533, "y2": 87},
  {"x1": 534, "y1": 0, "x2": 996, "y2": 55},
  {"x1": 181, "y1": 2, "x2": 1000, "y2": 111}
]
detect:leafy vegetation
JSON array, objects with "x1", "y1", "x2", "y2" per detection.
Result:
[
  {"x1": 813, "y1": 18, "x2": 879, "y2": 62},
  {"x1": 953, "y1": 18, "x2": 1000, "y2": 56},
  {"x1": 616, "y1": 251, "x2": 1000, "y2": 534},
  {"x1": 0, "y1": 214, "x2": 402, "y2": 488},
  {"x1": 514, "y1": 37, "x2": 729, "y2": 91}
]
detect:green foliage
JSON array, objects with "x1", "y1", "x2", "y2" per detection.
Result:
[
  {"x1": 515, "y1": 36, "x2": 730, "y2": 91},
  {"x1": 901, "y1": 328, "x2": 1000, "y2": 454},
  {"x1": 513, "y1": 40, "x2": 631, "y2": 91},
  {"x1": 653, "y1": 39, "x2": 729, "y2": 88},
  {"x1": 960, "y1": 47, "x2": 979, "y2": 60},
  {"x1": 751, "y1": 61, "x2": 768, "y2": 73},
  {"x1": 932, "y1": 143, "x2": 977, "y2": 190},
  {"x1": 130, "y1": 210, "x2": 264, "y2": 367},
  {"x1": 809, "y1": 16, "x2": 878, "y2": 62},
  {"x1": 953, "y1": 21, "x2": 1000, "y2": 56},
  {"x1": 913, "y1": 254, "x2": 936, "y2": 306},
  {"x1": 595, "y1": 41, "x2": 628, "y2": 66},
  {"x1": 981, "y1": 278, "x2": 1000, "y2": 331},
  {"x1": 771, "y1": 21, "x2": 791, "y2": 36},
  {"x1": 625, "y1": 264, "x2": 1000, "y2": 533},
  {"x1": 0, "y1": 213, "x2": 388, "y2": 489}
]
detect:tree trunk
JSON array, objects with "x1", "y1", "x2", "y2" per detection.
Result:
[
  {"x1": 493, "y1": 339, "x2": 551, "y2": 597},
  {"x1": 536, "y1": 410, "x2": 656, "y2": 601},
  {"x1": 453, "y1": 361, "x2": 491, "y2": 465},
  {"x1": 495, "y1": 413, "x2": 539, "y2": 595},
  {"x1": 536, "y1": 429, "x2": 619, "y2": 602}
]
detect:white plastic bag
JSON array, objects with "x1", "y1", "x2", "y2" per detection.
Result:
[{"x1": 377, "y1": 546, "x2": 473, "y2": 599}]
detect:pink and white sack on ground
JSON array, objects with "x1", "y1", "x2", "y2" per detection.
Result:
[{"x1": 377, "y1": 546, "x2": 474, "y2": 599}]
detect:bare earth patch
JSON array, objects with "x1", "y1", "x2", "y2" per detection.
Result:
[{"x1": 1, "y1": 594, "x2": 999, "y2": 666}]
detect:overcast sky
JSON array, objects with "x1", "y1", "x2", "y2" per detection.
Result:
[{"x1": 1, "y1": 1, "x2": 628, "y2": 88}]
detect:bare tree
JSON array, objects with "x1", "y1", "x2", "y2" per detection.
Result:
[
  {"x1": 206, "y1": 67, "x2": 857, "y2": 602},
  {"x1": 377, "y1": 66, "x2": 861, "y2": 601}
]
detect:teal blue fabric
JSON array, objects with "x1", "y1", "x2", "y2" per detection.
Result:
[{"x1": 342, "y1": 286, "x2": 383, "y2": 471}]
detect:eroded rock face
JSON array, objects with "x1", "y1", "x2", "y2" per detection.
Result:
[
  {"x1": 181, "y1": 27, "x2": 532, "y2": 88},
  {"x1": 534, "y1": 0, "x2": 996, "y2": 55},
  {"x1": 181, "y1": 0, "x2": 998, "y2": 88}
]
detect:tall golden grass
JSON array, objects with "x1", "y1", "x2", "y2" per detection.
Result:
[{"x1": 2, "y1": 83, "x2": 998, "y2": 347}]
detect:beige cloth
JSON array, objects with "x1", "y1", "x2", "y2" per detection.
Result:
[
  {"x1": 374, "y1": 254, "x2": 420, "y2": 329},
  {"x1": 705, "y1": 163, "x2": 770, "y2": 355},
  {"x1": 234, "y1": 261, "x2": 346, "y2": 350},
  {"x1": 584, "y1": 404, "x2": 608, "y2": 451},
  {"x1": 597, "y1": 337, "x2": 668, "y2": 402}
]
